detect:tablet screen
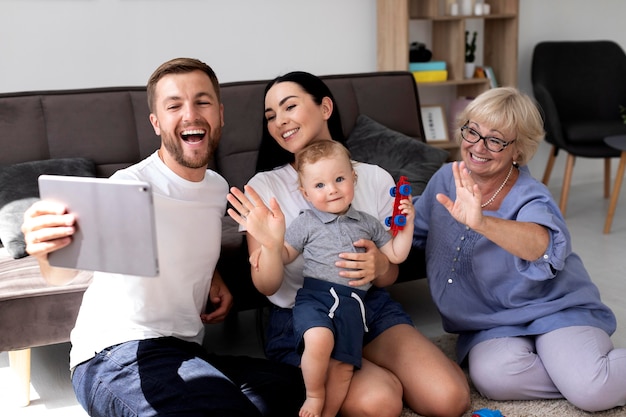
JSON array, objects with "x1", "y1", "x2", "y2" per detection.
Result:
[{"x1": 38, "y1": 175, "x2": 159, "y2": 277}]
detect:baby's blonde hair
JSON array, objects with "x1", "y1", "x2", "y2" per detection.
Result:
[{"x1": 294, "y1": 140, "x2": 353, "y2": 186}]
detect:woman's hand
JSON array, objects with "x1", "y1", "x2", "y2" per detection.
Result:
[
  {"x1": 437, "y1": 161, "x2": 550, "y2": 261},
  {"x1": 336, "y1": 239, "x2": 392, "y2": 287},
  {"x1": 227, "y1": 185, "x2": 286, "y2": 250},
  {"x1": 228, "y1": 185, "x2": 288, "y2": 296},
  {"x1": 436, "y1": 161, "x2": 484, "y2": 230}
]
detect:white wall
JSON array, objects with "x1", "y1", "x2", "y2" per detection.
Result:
[
  {"x1": 0, "y1": 0, "x2": 376, "y2": 92},
  {"x1": 2, "y1": 0, "x2": 626, "y2": 94}
]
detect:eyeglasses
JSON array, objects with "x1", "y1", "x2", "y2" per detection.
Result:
[{"x1": 460, "y1": 122, "x2": 515, "y2": 153}]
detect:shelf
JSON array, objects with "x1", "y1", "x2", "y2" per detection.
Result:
[
  {"x1": 413, "y1": 13, "x2": 518, "y2": 21},
  {"x1": 408, "y1": 0, "x2": 519, "y2": 19},
  {"x1": 417, "y1": 77, "x2": 490, "y2": 100},
  {"x1": 377, "y1": 0, "x2": 519, "y2": 86},
  {"x1": 416, "y1": 78, "x2": 489, "y2": 88},
  {"x1": 429, "y1": 140, "x2": 457, "y2": 149}
]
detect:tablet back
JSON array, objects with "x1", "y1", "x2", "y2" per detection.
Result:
[{"x1": 38, "y1": 175, "x2": 159, "y2": 277}]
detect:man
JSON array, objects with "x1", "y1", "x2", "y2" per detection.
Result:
[{"x1": 21, "y1": 57, "x2": 304, "y2": 417}]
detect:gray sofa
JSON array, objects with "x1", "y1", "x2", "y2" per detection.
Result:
[{"x1": 0, "y1": 71, "x2": 447, "y2": 405}]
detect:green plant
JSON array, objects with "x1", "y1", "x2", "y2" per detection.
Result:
[
  {"x1": 465, "y1": 31, "x2": 477, "y2": 63},
  {"x1": 620, "y1": 105, "x2": 626, "y2": 124}
]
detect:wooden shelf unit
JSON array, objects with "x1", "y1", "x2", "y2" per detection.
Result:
[
  {"x1": 377, "y1": 0, "x2": 519, "y2": 158},
  {"x1": 377, "y1": 0, "x2": 519, "y2": 85}
]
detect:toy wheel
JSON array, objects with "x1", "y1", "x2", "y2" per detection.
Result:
[
  {"x1": 399, "y1": 184, "x2": 412, "y2": 196},
  {"x1": 389, "y1": 186, "x2": 397, "y2": 197},
  {"x1": 385, "y1": 216, "x2": 392, "y2": 227},
  {"x1": 394, "y1": 214, "x2": 406, "y2": 227}
]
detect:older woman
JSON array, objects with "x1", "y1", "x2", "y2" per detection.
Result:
[{"x1": 413, "y1": 86, "x2": 626, "y2": 412}]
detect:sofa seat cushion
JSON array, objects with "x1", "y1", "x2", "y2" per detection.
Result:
[
  {"x1": 0, "y1": 248, "x2": 92, "y2": 300},
  {"x1": 346, "y1": 114, "x2": 448, "y2": 195},
  {"x1": 0, "y1": 247, "x2": 92, "y2": 350}
]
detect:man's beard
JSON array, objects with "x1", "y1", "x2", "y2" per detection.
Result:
[{"x1": 162, "y1": 125, "x2": 221, "y2": 169}]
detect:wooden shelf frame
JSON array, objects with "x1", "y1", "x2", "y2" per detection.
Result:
[{"x1": 377, "y1": 0, "x2": 519, "y2": 88}]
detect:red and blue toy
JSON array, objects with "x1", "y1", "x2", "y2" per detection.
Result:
[
  {"x1": 472, "y1": 408, "x2": 506, "y2": 417},
  {"x1": 385, "y1": 175, "x2": 412, "y2": 236}
]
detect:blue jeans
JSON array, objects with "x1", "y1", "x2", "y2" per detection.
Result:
[{"x1": 71, "y1": 337, "x2": 304, "y2": 417}]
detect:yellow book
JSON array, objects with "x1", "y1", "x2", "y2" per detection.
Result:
[{"x1": 412, "y1": 70, "x2": 447, "y2": 82}]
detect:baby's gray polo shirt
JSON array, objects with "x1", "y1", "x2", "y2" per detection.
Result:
[{"x1": 285, "y1": 205, "x2": 392, "y2": 291}]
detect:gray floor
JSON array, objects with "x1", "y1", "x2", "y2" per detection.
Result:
[{"x1": 1, "y1": 140, "x2": 625, "y2": 416}]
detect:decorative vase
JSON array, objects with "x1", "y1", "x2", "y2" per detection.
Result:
[
  {"x1": 449, "y1": 2, "x2": 459, "y2": 15},
  {"x1": 461, "y1": 0, "x2": 473, "y2": 15},
  {"x1": 464, "y1": 62, "x2": 476, "y2": 79}
]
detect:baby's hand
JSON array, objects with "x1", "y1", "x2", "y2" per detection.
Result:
[
  {"x1": 249, "y1": 247, "x2": 262, "y2": 271},
  {"x1": 399, "y1": 197, "x2": 415, "y2": 222}
]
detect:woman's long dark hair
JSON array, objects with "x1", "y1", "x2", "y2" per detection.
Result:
[{"x1": 255, "y1": 71, "x2": 345, "y2": 172}]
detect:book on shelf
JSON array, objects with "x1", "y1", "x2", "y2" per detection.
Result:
[
  {"x1": 409, "y1": 61, "x2": 447, "y2": 72},
  {"x1": 412, "y1": 70, "x2": 448, "y2": 83},
  {"x1": 483, "y1": 66, "x2": 498, "y2": 88}
]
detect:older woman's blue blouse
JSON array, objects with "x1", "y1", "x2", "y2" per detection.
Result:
[{"x1": 413, "y1": 163, "x2": 616, "y2": 363}]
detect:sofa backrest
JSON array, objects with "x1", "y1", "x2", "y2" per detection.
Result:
[
  {"x1": 0, "y1": 71, "x2": 425, "y2": 188},
  {"x1": 0, "y1": 88, "x2": 157, "y2": 178}
]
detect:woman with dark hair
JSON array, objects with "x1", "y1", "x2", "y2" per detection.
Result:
[
  {"x1": 229, "y1": 71, "x2": 470, "y2": 417},
  {"x1": 255, "y1": 71, "x2": 346, "y2": 172}
]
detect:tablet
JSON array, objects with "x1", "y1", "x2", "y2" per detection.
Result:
[{"x1": 38, "y1": 175, "x2": 159, "y2": 277}]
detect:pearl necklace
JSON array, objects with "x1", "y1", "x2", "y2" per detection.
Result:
[{"x1": 481, "y1": 164, "x2": 514, "y2": 208}]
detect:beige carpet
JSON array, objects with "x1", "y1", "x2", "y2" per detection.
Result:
[{"x1": 401, "y1": 334, "x2": 626, "y2": 417}]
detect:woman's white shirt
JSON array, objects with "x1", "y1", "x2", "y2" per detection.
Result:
[{"x1": 246, "y1": 162, "x2": 395, "y2": 308}]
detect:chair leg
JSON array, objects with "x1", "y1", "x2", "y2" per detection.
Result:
[
  {"x1": 542, "y1": 145, "x2": 558, "y2": 185},
  {"x1": 559, "y1": 154, "x2": 576, "y2": 217},
  {"x1": 604, "y1": 152, "x2": 626, "y2": 233},
  {"x1": 604, "y1": 158, "x2": 611, "y2": 198},
  {"x1": 8, "y1": 348, "x2": 31, "y2": 407}
]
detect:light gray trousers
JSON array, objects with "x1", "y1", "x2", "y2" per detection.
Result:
[{"x1": 468, "y1": 326, "x2": 626, "y2": 412}]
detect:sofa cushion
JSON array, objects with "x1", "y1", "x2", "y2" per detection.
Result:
[
  {"x1": 346, "y1": 114, "x2": 448, "y2": 195},
  {"x1": 0, "y1": 198, "x2": 40, "y2": 259},
  {"x1": 0, "y1": 158, "x2": 96, "y2": 258},
  {"x1": 0, "y1": 247, "x2": 93, "y2": 350}
]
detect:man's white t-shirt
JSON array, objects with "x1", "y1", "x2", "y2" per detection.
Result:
[
  {"x1": 246, "y1": 162, "x2": 394, "y2": 308},
  {"x1": 69, "y1": 151, "x2": 228, "y2": 369}
]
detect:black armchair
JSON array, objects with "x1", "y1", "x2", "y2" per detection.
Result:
[{"x1": 531, "y1": 40, "x2": 626, "y2": 216}]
